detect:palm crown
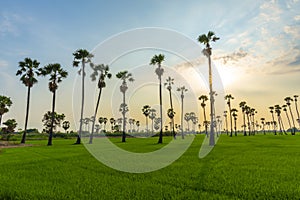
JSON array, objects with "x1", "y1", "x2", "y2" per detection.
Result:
[
  {"x1": 90, "y1": 64, "x2": 112, "y2": 88},
  {"x1": 16, "y1": 58, "x2": 40, "y2": 87}
]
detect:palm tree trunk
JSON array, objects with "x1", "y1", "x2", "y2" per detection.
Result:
[
  {"x1": 243, "y1": 112, "x2": 246, "y2": 136},
  {"x1": 229, "y1": 104, "x2": 232, "y2": 137},
  {"x1": 280, "y1": 116, "x2": 287, "y2": 135},
  {"x1": 234, "y1": 119, "x2": 237, "y2": 136},
  {"x1": 225, "y1": 115, "x2": 228, "y2": 136},
  {"x1": 208, "y1": 55, "x2": 215, "y2": 146},
  {"x1": 181, "y1": 96, "x2": 184, "y2": 139},
  {"x1": 122, "y1": 92, "x2": 126, "y2": 142},
  {"x1": 288, "y1": 105, "x2": 296, "y2": 135},
  {"x1": 146, "y1": 116, "x2": 148, "y2": 135},
  {"x1": 284, "y1": 110, "x2": 292, "y2": 134},
  {"x1": 158, "y1": 79, "x2": 163, "y2": 144},
  {"x1": 76, "y1": 61, "x2": 85, "y2": 144},
  {"x1": 89, "y1": 88, "x2": 102, "y2": 144},
  {"x1": 295, "y1": 101, "x2": 300, "y2": 127},
  {"x1": 247, "y1": 114, "x2": 251, "y2": 136},
  {"x1": 0, "y1": 115, "x2": 2, "y2": 127},
  {"x1": 271, "y1": 113, "x2": 276, "y2": 135},
  {"x1": 169, "y1": 90, "x2": 176, "y2": 139},
  {"x1": 48, "y1": 90, "x2": 56, "y2": 146},
  {"x1": 151, "y1": 118, "x2": 154, "y2": 134},
  {"x1": 21, "y1": 86, "x2": 31, "y2": 144},
  {"x1": 203, "y1": 107, "x2": 208, "y2": 137}
]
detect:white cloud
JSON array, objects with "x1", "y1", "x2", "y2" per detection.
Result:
[
  {"x1": 0, "y1": 60, "x2": 9, "y2": 68},
  {"x1": 294, "y1": 15, "x2": 300, "y2": 21}
]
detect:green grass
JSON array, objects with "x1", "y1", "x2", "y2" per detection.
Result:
[{"x1": 1, "y1": 135, "x2": 300, "y2": 199}]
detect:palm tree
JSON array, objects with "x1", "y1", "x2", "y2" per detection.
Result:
[
  {"x1": 116, "y1": 71, "x2": 134, "y2": 142},
  {"x1": 282, "y1": 105, "x2": 292, "y2": 134},
  {"x1": 0, "y1": 95, "x2": 12, "y2": 126},
  {"x1": 177, "y1": 86, "x2": 188, "y2": 139},
  {"x1": 216, "y1": 115, "x2": 221, "y2": 136},
  {"x1": 98, "y1": 117, "x2": 104, "y2": 132},
  {"x1": 184, "y1": 113, "x2": 191, "y2": 133},
  {"x1": 274, "y1": 105, "x2": 286, "y2": 135},
  {"x1": 225, "y1": 94, "x2": 234, "y2": 137},
  {"x1": 260, "y1": 118, "x2": 266, "y2": 135},
  {"x1": 269, "y1": 106, "x2": 277, "y2": 135},
  {"x1": 150, "y1": 54, "x2": 165, "y2": 144},
  {"x1": 136, "y1": 120, "x2": 140, "y2": 132},
  {"x1": 199, "y1": 95, "x2": 209, "y2": 136},
  {"x1": 284, "y1": 97, "x2": 296, "y2": 135},
  {"x1": 110, "y1": 117, "x2": 115, "y2": 132},
  {"x1": 223, "y1": 111, "x2": 228, "y2": 135},
  {"x1": 167, "y1": 108, "x2": 176, "y2": 138},
  {"x1": 198, "y1": 31, "x2": 219, "y2": 146},
  {"x1": 89, "y1": 64, "x2": 112, "y2": 143},
  {"x1": 165, "y1": 76, "x2": 176, "y2": 138},
  {"x1": 142, "y1": 105, "x2": 151, "y2": 134},
  {"x1": 239, "y1": 101, "x2": 247, "y2": 136},
  {"x1": 149, "y1": 108, "x2": 156, "y2": 135},
  {"x1": 190, "y1": 112, "x2": 198, "y2": 134},
  {"x1": 250, "y1": 108, "x2": 257, "y2": 135},
  {"x1": 62, "y1": 121, "x2": 70, "y2": 133},
  {"x1": 103, "y1": 117, "x2": 108, "y2": 132},
  {"x1": 245, "y1": 105, "x2": 252, "y2": 136},
  {"x1": 73, "y1": 49, "x2": 93, "y2": 144},
  {"x1": 231, "y1": 108, "x2": 238, "y2": 136},
  {"x1": 39, "y1": 63, "x2": 68, "y2": 145},
  {"x1": 294, "y1": 95, "x2": 300, "y2": 127},
  {"x1": 16, "y1": 58, "x2": 41, "y2": 144}
]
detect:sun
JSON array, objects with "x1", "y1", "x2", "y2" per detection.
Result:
[{"x1": 214, "y1": 61, "x2": 241, "y2": 89}]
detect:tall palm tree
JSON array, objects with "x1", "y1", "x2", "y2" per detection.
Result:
[
  {"x1": 116, "y1": 71, "x2": 134, "y2": 142},
  {"x1": 274, "y1": 105, "x2": 286, "y2": 135},
  {"x1": 16, "y1": 58, "x2": 41, "y2": 144},
  {"x1": 73, "y1": 49, "x2": 93, "y2": 144},
  {"x1": 177, "y1": 86, "x2": 188, "y2": 139},
  {"x1": 150, "y1": 54, "x2": 165, "y2": 144},
  {"x1": 167, "y1": 108, "x2": 176, "y2": 138},
  {"x1": 239, "y1": 101, "x2": 247, "y2": 136},
  {"x1": 282, "y1": 105, "x2": 292, "y2": 134},
  {"x1": 136, "y1": 120, "x2": 140, "y2": 132},
  {"x1": 110, "y1": 117, "x2": 115, "y2": 132},
  {"x1": 250, "y1": 108, "x2": 256, "y2": 135},
  {"x1": 225, "y1": 94, "x2": 234, "y2": 137},
  {"x1": 223, "y1": 111, "x2": 228, "y2": 135},
  {"x1": 284, "y1": 97, "x2": 296, "y2": 135},
  {"x1": 269, "y1": 106, "x2": 277, "y2": 135},
  {"x1": 103, "y1": 117, "x2": 108, "y2": 132},
  {"x1": 142, "y1": 105, "x2": 151, "y2": 135},
  {"x1": 260, "y1": 118, "x2": 266, "y2": 135},
  {"x1": 149, "y1": 108, "x2": 156, "y2": 135},
  {"x1": 0, "y1": 95, "x2": 13, "y2": 126},
  {"x1": 294, "y1": 95, "x2": 300, "y2": 127},
  {"x1": 165, "y1": 76, "x2": 176, "y2": 138},
  {"x1": 198, "y1": 31, "x2": 219, "y2": 146},
  {"x1": 231, "y1": 108, "x2": 238, "y2": 136},
  {"x1": 184, "y1": 113, "x2": 191, "y2": 133},
  {"x1": 39, "y1": 63, "x2": 68, "y2": 145},
  {"x1": 245, "y1": 105, "x2": 252, "y2": 136},
  {"x1": 89, "y1": 64, "x2": 111, "y2": 143},
  {"x1": 199, "y1": 95, "x2": 209, "y2": 136}
]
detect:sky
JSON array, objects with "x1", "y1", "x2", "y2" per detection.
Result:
[{"x1": 0, "y1": 0, "x2": 300, "y2": 132}]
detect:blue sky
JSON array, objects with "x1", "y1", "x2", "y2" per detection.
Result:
[{"x1": 1, "y1": 0, "x2": 300, "y2": 131}]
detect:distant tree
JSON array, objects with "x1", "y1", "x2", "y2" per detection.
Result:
[
  {"x1": 62, "y1": 121, "x2": 70, "y2": 133},
  {"x1": 142, "y1": 105, "x2": 151, "y2": 134},
  {"x1": 294, "y1": 95, "x2": 300, "y2": 127},
  {"x1": 149, "y1": 108, "x2": 156, "y2": 135},
  {"x1": 0, "y1": 95, "x2": 12, "y2": 126},
  {"x1": 269, "y1": 106, "x2": 277, "y2": 135},
  {"x1": 284, "y1": 97, "x2": 296, "y2": 135},
  {"x1": 225, "y1": 94, "x2": 234, "y2": 137},
  {"x1": 16, "y1": 57, "x2": 41, "y2": 144},
  {"x1": 103, "y1": 117, "x2": 108, "y2": 132},
  {"x1": 110, "y1": 118, "x2": 115, "y2": 132},
  {"x1": 184, "y1": 113, "x2": 191, "y2": 133},
  {"x1": 116, "y1": 71, "x2": 134, "y2": 142},
  {"x1": 165, "y1": 76, "x2": 176, "y2": 138},
  {"x1": 282, "y1": 105, "x2": 292, "y2": 134},
  {"x1": 239, "y1": 101, "x2": 247, "y2": 136},
  {"x1": 231, "y1": 108, "x2": 238, "y2": 136},
  {"x1": 223, "y1": 111, "x2": 228, "y2": 135},
  {"x1": 150, "y1": 54, "x2": 165, "y2": 144},
  {"x1": 199, "y1": 95, "x2": 208, "y2": 136},
  {"x1": 274, "y1": 105, "x2": 286, "y2": 135},
  {"x1": 2, "y1": 119, "x2": 17, "y2": 133},
  {"x1": 72, "y1": 49, "x2": 93, "y2": 144},
  {"x1": 260, "y1": 118, "x2": 265, "y2": 135},
  {"x1": 177, "y1": 86, "x2": 188, "y2": 139},
  {"x1": 42, "y1": 111, "x2": 65, "y2": 133},
  {"x1": 167, "y1": 108, "x2": 176, "y2": 138},
  {"x1": 39, "y1": 63, "x2": 68, "y2": 145},
  {"x1": 136, "y1": 120, "x2": 140, "y2": 132}
]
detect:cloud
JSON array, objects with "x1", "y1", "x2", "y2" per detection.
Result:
[
  {"x1": 294, "y1": 15, "x2": 300, "y2": 21},
  {"x1": 213, "y1": 49, "x2": 248, "y2": 65},
  {"x1": 0, "y1": 12, "x2": 32, "y2": 37},
  {"x1": 0, "y1": 60, "x2": 9, "y2": 68},
  {"x1": 288, "y1": 54, "x2": 300, "y2": 66}
]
